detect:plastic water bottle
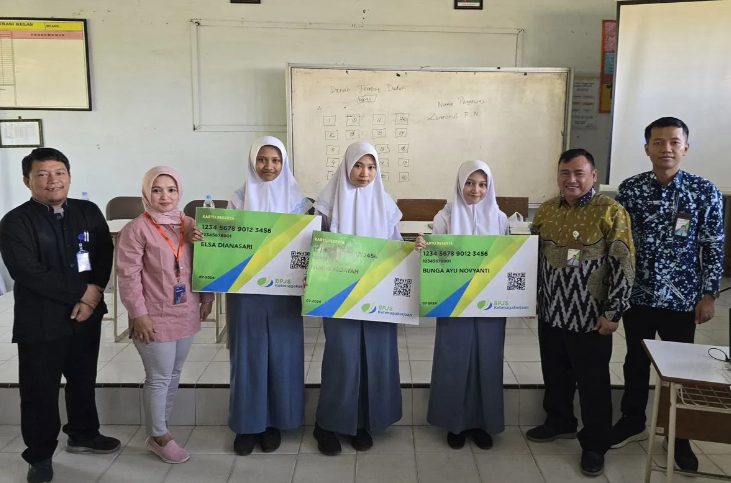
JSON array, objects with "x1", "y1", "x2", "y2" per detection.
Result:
[
  {"x1": 81, "y1": 191, "x2": 89, "y2": 201},
  {"x1": 203, "y1": 195, "x2": 215, "y2": 208}
]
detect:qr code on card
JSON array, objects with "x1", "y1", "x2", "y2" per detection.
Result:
[
  {"x1": 392, "y1": 278, "x2": 412, "y2": 297},
  {"x1": 507, "y1": 272, "x2": 526, "y2": 291},
  {"x1": 289, "y1": 251, "x2": 309, "y2": 270}
]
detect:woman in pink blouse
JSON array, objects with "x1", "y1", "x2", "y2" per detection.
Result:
[{"x1": 116, "y1": 166, "x2": 213, "y2": 464}]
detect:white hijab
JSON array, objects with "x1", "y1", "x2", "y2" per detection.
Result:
[
  {"x1": 314, "y1": 141, "x2": 401, "y2": 238},
  {"x1": 228, "y1": 136, "x2": 311, "y2": 214},
  {"x1": 445, "y1": 160, "x2": 505, "y2": 235}
]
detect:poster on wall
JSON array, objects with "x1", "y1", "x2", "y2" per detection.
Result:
[
  {"x1": 0, "y1": 119, "x2": 43, "y2": 147},
  {"x1": 572, "y1": 77, "x2": 599, "y2": 129},
  {"x1": 0, "y1": 18, "x2": 91, "y2": 110},
  {"x1": 599, "y1": 19, "x2": 617, "y2": 113}
]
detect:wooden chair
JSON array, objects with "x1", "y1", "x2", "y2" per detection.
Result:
[
  {"x1": 183, "y1": 199, "x2": 229, "y2": 218},
  {"x1": 105, "y1": 196, "x2": 144, "y2": 220},
  {"x1": 396, "y1": 198, "x2": 447, "y2": 221},
  {"x1": 496, "y1": 196, "x2": 529, "y2": 218},
  {"x1": 104, "y1": 196, "x2": 145, "y2": 342},
  {"x1": 183, "y1": 198, "x2": 229, "y2": 342}
]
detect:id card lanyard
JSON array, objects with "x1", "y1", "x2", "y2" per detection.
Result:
[
  {"x1": 670, "y1": 191, "x2": 691, "y2": 238},
  {"x1": 76, "y1": 230, "x2": 91, "y2": 272},
  {"x1": 567, "y1": 230, "x2": 582, "y2": 268},
  {"x1": 145, "y1": 212, "x2": 187, "y2": 304}
]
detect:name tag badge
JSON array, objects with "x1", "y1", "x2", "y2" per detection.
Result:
[
  {"x1": 173, "y1": 283, "x2": 187, "y2": 305},
  {"x1": 674, "y1": 212, "x2": 691, "y2": 237},
  {"x1": 76, "y1": 249, "x2": 92, "y2": 272},
  {"x1": 567, "y1": 248, "x2": 581, "y2": 267}
]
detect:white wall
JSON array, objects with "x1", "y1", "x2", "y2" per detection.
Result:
[{"x1": 0, "y1": 0, "x2": 617, "y2": 218}]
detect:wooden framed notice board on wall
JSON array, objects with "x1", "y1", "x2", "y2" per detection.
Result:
[{"x1": 0, "y1": 18, "x2": 91, "y2": 110}]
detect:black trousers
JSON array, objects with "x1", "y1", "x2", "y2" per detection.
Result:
[
  {"x1": 620, "y1": 305, "x2": 695, "y2": 426},
  {"x1": 17, "y1": 319, "x2": 102, "y2": 464},
  {"x1": 538, "y1": 321, "x2": 613, "y2": 454}
]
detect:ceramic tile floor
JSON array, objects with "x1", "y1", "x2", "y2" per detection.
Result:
[
  {"x1": 1, "y1": 424, "x2": 730, "y2": 482},
  {"x1": 0, "y1": 282, "x2": 730, "y2": 481},
  {"x1": 0, "y1": 281, "x2": 729, "y2": 386}
]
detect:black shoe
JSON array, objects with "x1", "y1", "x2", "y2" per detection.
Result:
[
  {"x1": 580, "y1": 450, "x2": 604, "y2": 476},
  {"x1": 313, "y1": 424, "x2": 341, "y2": 456},
  {"x1": 260, "y1": 427, "x2": 281, "y2": 453},
  {"x1": 672, "y1": 439, "x2": 699, "y2": 472},
  {"x1": 469, "y1": 429, "x2": 493, "y2": 450},
  {"x1": 525, "y1": 425, "x2": 576, "y2": 442},
  {"x1": 233, "y1": 433, "x2": 257, "y2": 456},
  {"x1": 447, "y1": 431, "x2": 466, "y2": 449},
  {"x1": 609, "y1": 417, "x2": 648, "y2": 449},
  {"x1": 351, "y1": 429, "x2": 373, "y2": 451},
  {"x1": 27, "y1": 458, "x2": 53, "y2": 483},
  {"x1": 66, "y1": 433, "x2": 121, "y2": 454}
]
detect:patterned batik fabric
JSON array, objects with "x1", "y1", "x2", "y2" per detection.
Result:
[
  {"x1": 615, "y1": 170, "x2": 724, "y2": 312},
  {"x1": 532, "y1": 191, "x2": 635, "y2": 333}
]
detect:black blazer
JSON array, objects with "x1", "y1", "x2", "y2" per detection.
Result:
[{"x1": 0, "y1": 198, "x2": 113, "y2": 342}]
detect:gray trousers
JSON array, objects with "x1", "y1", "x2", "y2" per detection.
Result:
[{"x1": 134, "y1": 336, "x2": 194, "y2": 437}]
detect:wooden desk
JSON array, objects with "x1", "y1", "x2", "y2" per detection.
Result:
[
  {"x1": 398, "y1": 220, "x2": 432, "y2": 240},
  {"x1": 496, "y1": 196, "x2": 529, "y2": 218},
  {"x1": 643, "y1": 339, "x2": 731, "y2": 482},
  {"x1": 397, "y1": 220, "x2": 533, "y2": 238},
  {"x1": 396, "y1": 198, "x2": 446, "y2": 221}
]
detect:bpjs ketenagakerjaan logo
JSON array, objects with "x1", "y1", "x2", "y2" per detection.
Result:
[
  {"x1": 257, "y1": 277, "x2": 274, "y2": 287},
  {"x1": 477, "y1": 299, "x2": 514, "y2": 310},
  {"x1": 477, "y1": 299, "x2": 529, "y2": 311},
  {"x1": 476, "y1": 300, "x2": 492, "y2": 310},
  {"x1": 257, "y1": 277, "x2": 300, "y2": 289},
  {"x1": 360, "y1": 303, "x2": 398, "y2": 314},
  {"x1": 360, "y1": 303, "x2": 377, "y2": 314}
]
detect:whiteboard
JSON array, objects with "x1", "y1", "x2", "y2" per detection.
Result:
[
  {"x1": 609, "y1": 0, "x2": 731, "y2": 191},
  {"x1": 191, "y1": 20, "x2": 522, "y2": 132},
  {"x1": 0, "y1": 18, "x2": 91, "y2": 110},
  {"x1": 288, "y1": 65, "x2": 571, "y2": 203}
]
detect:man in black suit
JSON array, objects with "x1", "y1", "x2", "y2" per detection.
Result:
[{"x1": 0, "y1": 148, "x2": 120, "y2": 483}]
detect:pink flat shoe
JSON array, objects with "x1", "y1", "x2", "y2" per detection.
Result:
[{"x1": 145, "y1": 437, "x2": 190, "y2": 464}]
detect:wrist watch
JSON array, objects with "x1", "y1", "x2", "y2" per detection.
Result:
[{"x1": 604, "y1": 310, "x2": 621, "y2": 322}]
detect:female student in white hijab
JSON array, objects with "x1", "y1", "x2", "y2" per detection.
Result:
[
  {"x1": 422, "y1": 160, "x2": 509, "y2": 450},
  {"x1": 312, "y1": 141, "x2": 407, "y2": 455},
  {"x1": 226, "y1": 136, "x2": 312, "y2": 456}
]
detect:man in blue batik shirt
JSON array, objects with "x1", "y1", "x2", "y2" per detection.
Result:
[{"x1": 610, "y1": 117, "x2": 724, "y2": 471}]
